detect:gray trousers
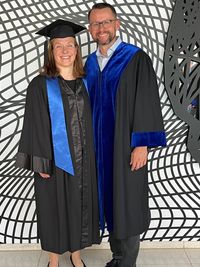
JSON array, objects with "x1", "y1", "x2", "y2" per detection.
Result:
[{"x1": 109, "y1": 234, "x2": 140, "y2": 267}]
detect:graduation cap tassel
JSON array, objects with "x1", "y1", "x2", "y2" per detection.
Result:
[{"x1": 43, "y1": 39, "x2": 49, "y2": 66}]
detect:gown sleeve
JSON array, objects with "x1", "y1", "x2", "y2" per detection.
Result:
[
  {"x1": 130, "y1": 50, "x2": 167, "y2": 147},
  {"x1": 16, "y1": 75, "x2": 53, "y2": 174}
]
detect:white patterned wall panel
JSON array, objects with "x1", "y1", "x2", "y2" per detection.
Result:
[{"x1": 1, "y1": 0, "x2": 200, "y2": 244}]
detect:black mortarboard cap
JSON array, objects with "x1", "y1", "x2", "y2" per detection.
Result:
[{"x1": 36, "y1": 19, "x2": 86, "y2": 40}]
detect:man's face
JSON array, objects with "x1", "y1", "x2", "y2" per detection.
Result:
[{"x1": 88, "y1": 7, "x2": 120, "y2": 46}]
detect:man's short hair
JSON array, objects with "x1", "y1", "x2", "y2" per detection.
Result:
[{"x1": 88, "y1": 2, "x2": 117, "y2": 20}]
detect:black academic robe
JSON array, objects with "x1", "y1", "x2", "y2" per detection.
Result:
[
  {"x1": 85, "y1": 42, "x2": 166, "y2": 239},
  {"x1": 16, "y1": 75, "x2": 100, "y2": 253}
]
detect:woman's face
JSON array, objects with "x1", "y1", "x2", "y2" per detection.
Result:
[{"x1": 52, "y1": 37, "x2": 77, "y2": 69}]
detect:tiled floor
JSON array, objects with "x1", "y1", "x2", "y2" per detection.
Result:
[{"x1": 1, "y1": 248, "x2": 200, "y2": 267}]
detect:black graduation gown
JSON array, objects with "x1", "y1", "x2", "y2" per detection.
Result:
[
  {"x1": 16, "y1": 75, "x2": 100, "y2": 254},
  {"x1": 85, "y1": 44, "x2": 166, "y2": 239},
  {"x1": 113, "y1": 51, "x2": 166, "y2": 239}
]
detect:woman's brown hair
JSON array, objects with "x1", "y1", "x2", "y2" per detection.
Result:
[{"x1": 40, "y1": 39, "x2": 85, "y2": 78}]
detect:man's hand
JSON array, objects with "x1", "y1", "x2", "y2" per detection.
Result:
[
  {"x1": 39, "y1": 172, "x2": 50, "y2": 179},
  {"x1": 130, "y1": 146, "x2": 148, "y2": 171}
]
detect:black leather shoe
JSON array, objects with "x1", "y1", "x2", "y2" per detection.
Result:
[
  {"x1": 105, "y1": 259, "x2": 121, "y2": 267},
  {"x1": 70, "y1": 255, "x2": 86, "y2": 267}
]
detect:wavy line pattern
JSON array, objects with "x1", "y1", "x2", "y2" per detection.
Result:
[
  {"x1": 1, "y1": 0, "x2": 200, "y2": 244},
  {"x1": 164, "y1": 0, "x2": 200, "y2": 164}
]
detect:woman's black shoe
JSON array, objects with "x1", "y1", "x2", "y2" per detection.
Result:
[
  {"x1": 47, "y1": 262, "x2": 59, "y2": 267},
  {"x1": 81, "y1": 260, "x2": 86, "y2": 267},
  {"x1": 70, "y1": 255, "x2": 75, "y2": 267},
  {"x1": 70, "y1": 255, "x2": 86, "y2": 267}
]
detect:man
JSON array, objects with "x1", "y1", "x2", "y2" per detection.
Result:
[{"x1": 85, "y1": 3, "x2": 167, "y2": 267}]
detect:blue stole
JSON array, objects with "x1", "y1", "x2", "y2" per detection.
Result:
[
  {"x1": 46, "y1": 78, "x2": 74, "y2": 175},
  {"x1": 85, "y1": 42, "x2": 141, "y2": 232}
]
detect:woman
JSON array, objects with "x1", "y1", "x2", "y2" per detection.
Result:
[{"x1": 16, "y1": 19, "x2": 100, "y2": 267}]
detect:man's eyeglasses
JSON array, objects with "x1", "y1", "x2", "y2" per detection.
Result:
[{"x1": 89, "y1": 19, "x2": 117, "y2": 30}]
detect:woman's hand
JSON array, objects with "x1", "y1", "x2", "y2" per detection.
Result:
[
  {"x1": 39, "y1": 172, "x2": 50, "y2": 179},
  {"x1": 130, "y1": 146, "x2": 148, "y2": 171}
]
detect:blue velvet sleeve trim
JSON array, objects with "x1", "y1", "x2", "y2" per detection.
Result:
[{"x1": 131, "y1": 131, "x2": 167, "y2": 147}]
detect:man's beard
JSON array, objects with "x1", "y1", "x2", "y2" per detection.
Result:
[{"x1": 95, "y1": 32, "x2": 115, "y2": 46}]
